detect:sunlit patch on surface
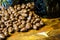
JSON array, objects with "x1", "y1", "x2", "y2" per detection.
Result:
[{"x1": 37, "y1": 32, "x2": 49, "y2": 37}]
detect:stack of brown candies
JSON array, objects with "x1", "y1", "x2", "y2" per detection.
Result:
[{"x1": 0, "y1": 2, "x2": 44, "y2": 40}]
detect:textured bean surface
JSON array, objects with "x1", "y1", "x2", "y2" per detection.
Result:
[{"x1": 0, "y1": 2, "x2": 44, "y2": 40}]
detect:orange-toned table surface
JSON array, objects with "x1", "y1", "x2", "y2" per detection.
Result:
[{"x1": 7, "y1": 18, "x2": 60, "y2": 40}]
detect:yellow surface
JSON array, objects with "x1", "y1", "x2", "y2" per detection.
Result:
[{"x1": 7, "y1": 18, "x2": 60, "y2": 40}]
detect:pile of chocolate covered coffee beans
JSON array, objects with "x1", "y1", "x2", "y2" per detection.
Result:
[{"x1": 0, "y1": 2, "x2": 44, "y2": 40}]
